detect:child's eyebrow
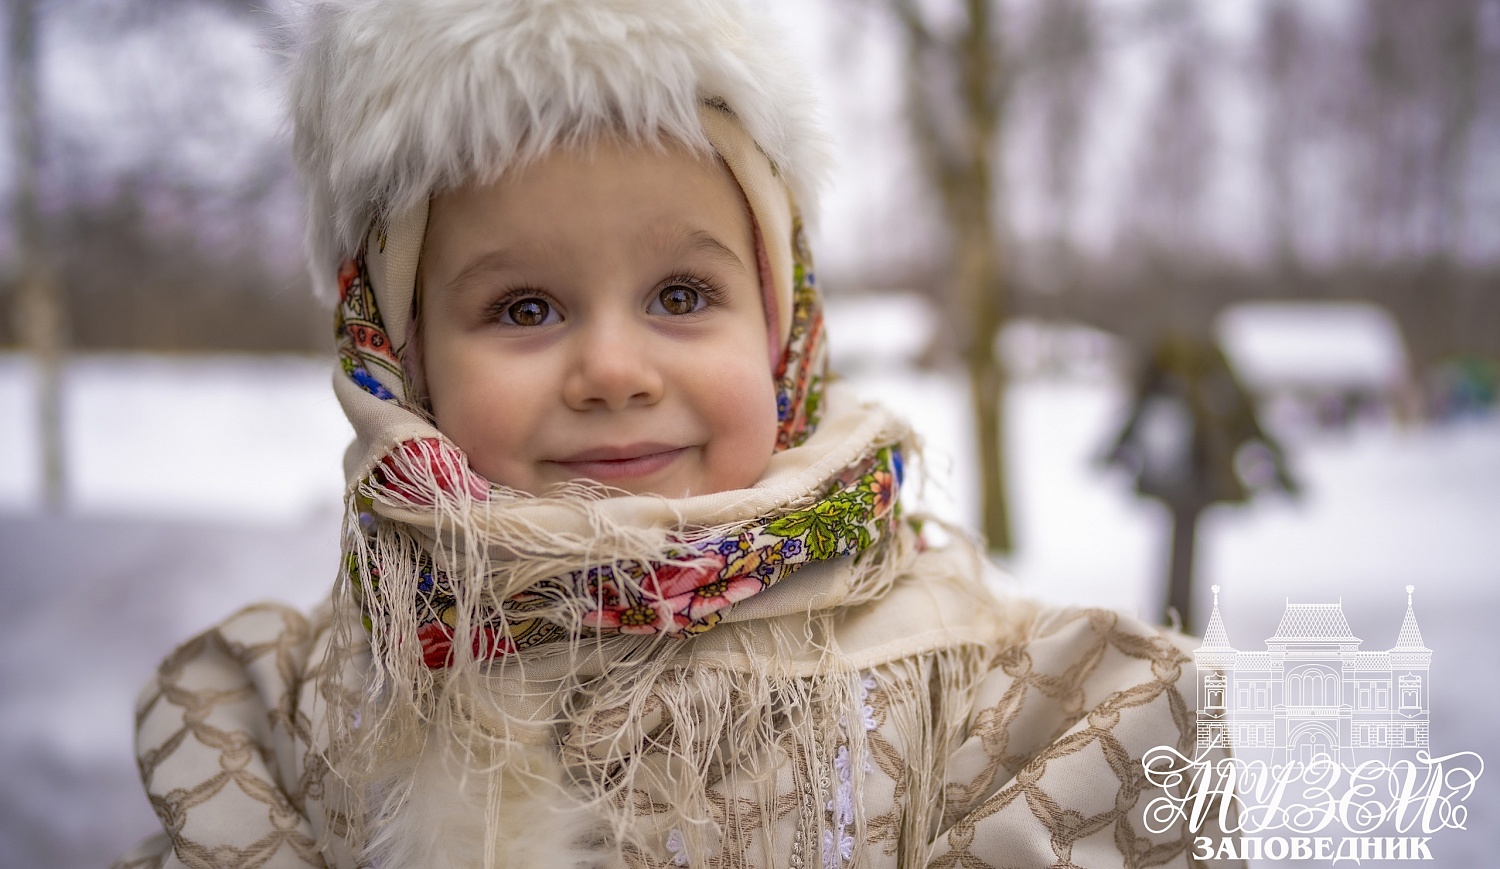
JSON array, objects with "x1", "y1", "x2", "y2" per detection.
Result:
[
  {"x1": 444, "y1": 247, "x2": 546, "y2": 292},
  {"x1": 656, "y1": 227, "x2": 751, "y2": 276},
  {"x1": 441, "y1": 243, "x2": 558, "y2": 295},
  {"x1": 440, "y1": 227, "x2": 748, "y2": 296}
]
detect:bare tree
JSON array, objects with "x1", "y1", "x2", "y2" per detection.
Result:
[
  {"x1": 1028, "y1": 0, "x2": 1098, "y2": 291},
  {"x1": 878, "y1": 0, "x2": 1015, "y2": 552},
  {"x1": 8, "y1": 0, "x2": 67, "y2": 510},
  {"x1": 1128, "y1": 8, "x2": 1215, "y2": 276},
  {"x1": 1259, "y1": 0, "x2": 1307, "y2": 270},
  {"x1": 3, "y1": 0, "x2": 318, "y2": 357}
]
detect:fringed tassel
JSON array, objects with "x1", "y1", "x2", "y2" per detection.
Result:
[{"x1": 315, "y1": 423, "x2": 1004, "y2": 867}]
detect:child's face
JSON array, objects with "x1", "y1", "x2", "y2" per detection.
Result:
[{"x1": 417, "y1": 140, "x2": 779, "y2": 498}]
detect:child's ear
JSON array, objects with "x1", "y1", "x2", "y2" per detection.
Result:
[{"x1": 751, "y1": 217, "x2": 779, "y2": 368}]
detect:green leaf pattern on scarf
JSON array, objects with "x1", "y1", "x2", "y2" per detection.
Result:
[{"x1": 357, "y1": 445, "x2": 903, "y2": 668}]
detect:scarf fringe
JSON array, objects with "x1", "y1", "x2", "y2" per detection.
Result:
[
  {"x1": 323, "y1": 622, "x2": 996, "y2": 867},
  {"x1": 318, "y1": 419, "x2": 1006, "y2": 866}
]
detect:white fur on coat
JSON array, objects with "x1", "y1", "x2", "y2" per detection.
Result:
[
  {"x1": 368, "y1": 732, "x2": 623, "y2": 869},
  {"x1": 287, "y1": 0, "x2": 831, "y2": 298}
]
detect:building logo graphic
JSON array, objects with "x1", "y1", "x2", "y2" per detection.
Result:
[
  {"x1": 1195, "y1": 585, "x2": 1430, "y2": 767},
  {"x1": 1141, "y1": 586, "x2": 1484, "y2": 863}
]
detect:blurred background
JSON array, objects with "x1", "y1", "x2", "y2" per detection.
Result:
[{"x1": 1, "y1": 0, "x2": 1498, "y2": 866}]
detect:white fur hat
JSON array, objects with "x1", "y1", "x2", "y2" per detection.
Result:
[{"x1": 288, "y1": 0, "x2": 831, "y2": 301}]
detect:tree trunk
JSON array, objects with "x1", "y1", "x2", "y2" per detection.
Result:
[
  {"x1": 884, "y1": 0, "x2": 1013, "y2": 552},
  {"x1": 8, "y1": 0, "x2": 67, "y2": 510},
  {"x1": 1166, "y1": 503, "x2": 1201, "y2": 633},
  {"x1": 956, "y1": 212, "x2": 1012, "y2": 554}
]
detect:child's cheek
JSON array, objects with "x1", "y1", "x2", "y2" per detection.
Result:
[
  {"x1": 421, "y1": 334, "x2": 531, "y2": 491},
  {"x1": 702, "y1": 354, "x2": 780, "y2": 491}
]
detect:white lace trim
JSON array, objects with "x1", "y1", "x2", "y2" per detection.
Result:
[{"x1": 821, "y1": 674, "x2": 877, "y2": 869}]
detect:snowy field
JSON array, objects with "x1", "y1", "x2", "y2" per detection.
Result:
[{"x1": 1, "y1": 346, "x2": 1498, "y2": 868}]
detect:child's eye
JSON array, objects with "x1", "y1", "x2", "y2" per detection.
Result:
[
  {"x1": 649, "y1": 277, "x2": 720, "y2": 316},
  {"x1": 493, "y1": 295, "x2": 559, "y2": 327},
  {"x1": 659, "y1": 285, "x2": 701, "y2": 315}
]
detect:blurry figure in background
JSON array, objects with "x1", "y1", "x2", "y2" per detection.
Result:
[
  {"x1": 111, "y1": 1, "x2": 1231, "y2": 867},
  {"x1": 1105, "y1": 333, "x2": 1297, "y2": 633},
  {"x1": 1427, "y1": 355, "x2": 1500, "y2": 422}
]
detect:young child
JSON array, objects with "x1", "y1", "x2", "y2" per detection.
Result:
[{"x1": 114, "y1": 1, "x2": 1213, "y2": 867}]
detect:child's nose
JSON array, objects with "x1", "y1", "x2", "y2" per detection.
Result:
[{"x1": 561, "y1": 320, "x2": 664, "y2": 412}]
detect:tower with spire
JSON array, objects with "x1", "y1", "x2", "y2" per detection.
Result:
[
  {"x1": 1194, "y1": 586, "x2": 1235, "y2": 754},
  {"x1": 1386, "y1": 586, "x2": 1431, "y2": 747}
]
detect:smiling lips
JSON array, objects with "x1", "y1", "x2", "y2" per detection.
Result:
[{"x1": 548, "y1": 443, "x2": 691, "y2": 482}]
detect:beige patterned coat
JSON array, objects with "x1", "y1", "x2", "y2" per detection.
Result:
[{"x1": 113, "y1": 538, "x2": 1223, "y2": 869}]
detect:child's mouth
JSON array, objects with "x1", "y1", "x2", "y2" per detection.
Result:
[{"x1": 547, "y1": 444, "x2": 691, "y2": 482}]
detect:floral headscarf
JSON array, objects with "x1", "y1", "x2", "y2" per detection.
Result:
[{"x1": 332, "y1": 121, "x2": 905, "y2": 666}]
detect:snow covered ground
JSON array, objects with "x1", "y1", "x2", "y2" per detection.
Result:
[{"x1": 1, "y1": 348, "x2": 1497, "y2": 868}]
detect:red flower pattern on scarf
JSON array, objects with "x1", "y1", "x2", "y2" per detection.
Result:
[
  {"x1": 645, "y1": 554, "x2": 766, "y2": 622},
  {"x1": 417, "y1": 620, "x2": 516, "y2": 669},
  {"x1": 375, "y1": 438, "x2": 490, "y2": 505}
]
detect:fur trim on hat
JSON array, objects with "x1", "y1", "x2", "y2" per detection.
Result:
[{"x1": 289, "y1": 0, "x2": 831, "y2": 298}]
